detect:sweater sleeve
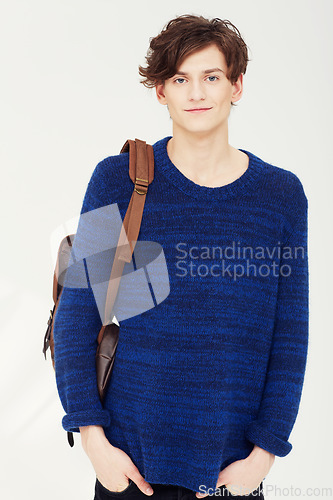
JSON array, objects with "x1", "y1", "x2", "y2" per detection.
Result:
[
  {"x1": 53, "y1": 160, "x2": 112, "y2": 433},
  {"x1": 245, "y1": 190, "x2": 309, "y2": 457}
]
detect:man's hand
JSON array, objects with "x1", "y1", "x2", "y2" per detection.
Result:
[
  {"x1": 196, "y1": 445, "x2": 275, "y2": 498},
  {"x1": 79, "y1": 425, "x2": 154, "y2": 496}
]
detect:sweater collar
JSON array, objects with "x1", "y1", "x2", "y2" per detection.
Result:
[{"x1": 153, "y1": 135, "x2": 265, "y2": 201}]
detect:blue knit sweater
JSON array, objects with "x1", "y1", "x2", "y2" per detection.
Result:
[{"x1": 53, "y1": 135, "x2": 309, "y2": 493}]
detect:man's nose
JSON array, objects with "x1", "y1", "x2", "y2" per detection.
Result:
[{"x1": 187, "y1": 81, "x2": 206, "y2": 101}]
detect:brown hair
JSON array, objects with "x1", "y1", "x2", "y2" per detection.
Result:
[{"x1": 138, "y1": 14, "x2": 250, "y2": 106}]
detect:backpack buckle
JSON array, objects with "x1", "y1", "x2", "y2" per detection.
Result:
[{"x1": 134, "y1": 177, "x2": 148, "y2": 195}]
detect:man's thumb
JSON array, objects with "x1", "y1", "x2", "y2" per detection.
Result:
[
  {"x1": 131, "y1": 473, "x2": 154, "y2": 496},
  {"x1": 217, "y1": 470, "x2": 228, "y2": 488}
]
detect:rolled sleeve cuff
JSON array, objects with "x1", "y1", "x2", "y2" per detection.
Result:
[
  {"x1": 245, "y1": 421, "x2": 292, "y2": 457},
  {"x1": 62, "y1": 409, "x2": 111, "y2": 433}
]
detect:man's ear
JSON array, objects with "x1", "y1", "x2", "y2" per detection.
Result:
[
  {"x1": 155, "y1": 82, "x2": 168, "y2": 105},
  {"x1": 231, "y1": 73, "x2": 244, "y2": 104}
]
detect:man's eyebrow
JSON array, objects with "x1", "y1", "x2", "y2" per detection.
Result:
[{"x1": 174, "y1": 68, "x2": 225, "y2": 76}]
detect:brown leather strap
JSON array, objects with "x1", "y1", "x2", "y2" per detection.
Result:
[
  {"x1": 53, "y1": 235, "x2": 73, "y2": 303},
  {"x1": 97, "y1": 139, "x2": 154, "y2": 342}
]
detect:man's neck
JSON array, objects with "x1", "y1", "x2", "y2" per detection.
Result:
[{"x1": 166, "y1": 128, "x2": 249, "y2": 188}]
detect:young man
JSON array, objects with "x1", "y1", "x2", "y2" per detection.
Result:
[{"x1": 53, "y1": 14, "x2": 309, "y2": 500}]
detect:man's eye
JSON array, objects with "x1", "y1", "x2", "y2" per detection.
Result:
[
  {"x1": 174, "y1": 78, "x2": 186, "y2": 84},
  {"x1": 207, "y1": 76, "x2": 219, "y2": 82}
]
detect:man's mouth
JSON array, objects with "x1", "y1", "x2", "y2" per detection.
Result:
[{"x1": 184, "y1": 108, "x2": 212, "y2": 113}]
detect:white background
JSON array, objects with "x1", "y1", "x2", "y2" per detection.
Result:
[{"x1": 1, "y1": 0, "x2": 332, "y2": 498}]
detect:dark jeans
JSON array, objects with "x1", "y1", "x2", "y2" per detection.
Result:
[{"x1": 94, "y1": 478, "x2": 265, "y2": 500}]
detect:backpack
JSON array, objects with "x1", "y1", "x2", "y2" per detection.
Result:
[{"x1": 42, "y1": 138, "x2": 154, "y2": 447}]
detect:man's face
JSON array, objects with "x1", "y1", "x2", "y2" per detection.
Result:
[{"x1": 155, "y1": 44, "x2": 243, "y2": 135}]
